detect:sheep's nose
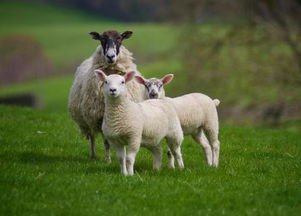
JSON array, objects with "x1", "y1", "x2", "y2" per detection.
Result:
[
  {"x1": 110, "y1": 88, "x2": 117, "y2": 93},
  {"x1": 149, "y1": 92, "x2": 158, "y2": 99},
  {"x1": 107, "y1": 54, "x2": 115, "y2": 59}
]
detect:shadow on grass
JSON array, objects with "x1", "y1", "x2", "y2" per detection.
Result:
[
  {"x1": 17, "y1": 152, "x2": 88, "y2": 164},
  {"x1": 15, "y1": 152, "x2": 124, "y2": 175}
]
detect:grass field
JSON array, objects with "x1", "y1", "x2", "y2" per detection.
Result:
[
  {"x1": 0, "y1": 1, "x2": 177, "y2": 68},
  {"x1": 1, "y1": 104, "x2": 301, "y2": 216},
  {"x1": 1, "y1": 1, "x2": 301, "y2": 215}
]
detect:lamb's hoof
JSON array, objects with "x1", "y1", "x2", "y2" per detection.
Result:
[
  {"x1": 168, "y1": 164, "x2": 175, "y2": 169},
  {"x1": 207, "y1": 162, "x2": 213, "y2": 167}
]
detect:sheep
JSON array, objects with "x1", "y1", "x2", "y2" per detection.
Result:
[
  {"x1": 68, "y1": 30, "x2": 146, "y2": 162},
  {"x1": 95, "y1": 70, "x2": 184, "y2": 176},
  {"x1": 135, "y1": 74, "x2": 221, "y2": 167}
]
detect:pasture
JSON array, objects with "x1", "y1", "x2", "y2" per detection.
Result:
[
  {"x1": 0, "y1": 1, "x2": 301, "y2": 215},
  {"x1": 1, "y1": 76, "x2": 301, "y2": 216}
]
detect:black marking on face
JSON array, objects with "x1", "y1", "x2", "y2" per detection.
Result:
[
  {"x1": 145, "y1": 79, "x2": 163, "y2": 99},
  {"x1": 90, "y1": 30, "x2": 133, "y2": 63}
]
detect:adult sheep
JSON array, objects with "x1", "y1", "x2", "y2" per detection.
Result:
[{"x1": 68, "y1": 30, "x2": 145, "y2": 162}]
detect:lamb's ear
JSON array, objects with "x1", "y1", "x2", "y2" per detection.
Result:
[
  {"x1": 95, "y1": 70, "x2": 106, "y2": 81},
  {"x1": 161, "y1": 74, "x2": 174, "y2": 85},
  {"x1": 134, "y1": 75, "x2": 146, "y2": 85},
  {"x1": 124, "y1": 71, "x2": 136, "y2": 82},
  {"x1": 121, "y1": 31, "x2": 133, "y2": 40},
  {"x1": 89, "y1": 32, "x2": 101, "y2": 40}
]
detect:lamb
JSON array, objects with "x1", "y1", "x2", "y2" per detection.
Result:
[
  {"x1": 95, "y1": 70, "x2": 184, "y2": 176},
  {"x1": 135, "y1": 74, "x2": 221, "y2": 167},
  {"x1": 68, "y1": 30, "x2": 146, "y2": 162}
]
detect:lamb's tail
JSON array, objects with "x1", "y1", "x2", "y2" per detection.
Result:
[{"x1": 213, "y1": 99, "x2": 220, "y2": 107}]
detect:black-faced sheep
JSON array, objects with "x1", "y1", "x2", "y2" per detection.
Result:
[{"x1": 68, "y1": 30, "x2": 145, "y2": 162}]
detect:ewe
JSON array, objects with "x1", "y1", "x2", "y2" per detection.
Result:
[
  {"x1": 135, "y1": 74, "x2": 221, "y2": 167},
  {"x1": 68, "y1": 30, "x2": 146, "y2": 162},
  {"x1": 95, "y1": 70, "x2": 184, "y2": 176}
]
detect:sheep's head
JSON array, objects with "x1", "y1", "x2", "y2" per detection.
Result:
[
  {"x1": 135, "y1": 74, "x2": 174, "y2": 99},
  {"x1": 95, "y1": 69, "x2": 136, "y2": 98},
  {"x1": 89, "y1": 30, "x2": 133, "y2": 65}
]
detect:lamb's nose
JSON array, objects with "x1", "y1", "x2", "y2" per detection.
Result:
[
  {"x1": 110, "y1": 88, "x2": 117, "y2": 93},
  {"x1": 149, "y1": 92, "x2": 158, "y2": 99}
]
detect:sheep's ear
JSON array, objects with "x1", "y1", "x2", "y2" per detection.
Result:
[
  {"x1": 161, "y1": 74, "x2": 174, "y2": 85},
  {"x1": 89, "y1": 32, "x2": 102, "y2": 40},
  {"x1": 134, "y1": 75, "x2": 146, "y2": 85},
  {"x1": 95, "y1": 70, "x2": 106, "y2": 81},
  {"x1": 124, "y1": 71, "x2": 136, "y2": 82},
  {"x1": 121, "y1": 31, "x2": 133, "y2": 40}
]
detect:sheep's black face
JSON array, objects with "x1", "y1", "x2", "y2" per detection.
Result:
[{"x1": 89, "y1": 30, "x2": 133, "y2": 64}]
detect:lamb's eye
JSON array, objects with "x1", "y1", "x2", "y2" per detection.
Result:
[
  {"x1": 121, "y1": 81, "x2": 125, "y2": 84},
  {"x1": 105, "y1": 81, "x2": 108, "y2": 84}
]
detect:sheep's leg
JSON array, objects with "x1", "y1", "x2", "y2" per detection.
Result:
[
  {"x1": 167, "y1": 148, "x2": 175, "y2": 169},
  {"x1": 192, "y1": 129, "x2": 213, "y2": 166},
  {"x1": 204, "y1": 127, "x2": 220, "y2": 167},
  {"x1": 104, "y1": 139, "x2": 111, "y2": 163},
  {"x1": 100, "y1": 133, "x2": 111, "y2": 163},
  {"x1": 89, "y1": 135, "x2": 97, "y2": 159},
  {"x1": 212, "y1": 139, "x2": 220, "y2": 167},
  {"x1": 114, "y1": 144, "x2": 128, "y2": 176},
  {"x1": 173, "y1": 147, "x2": 184, "y2": 169},
  {"x1": 126, "y1": 143, "x2": 140, "y2": 176},
  {"x1": 149, "y1": 145, "x2": 162, "y2": 170},
  {"x1": 166, "y1": 137, "x2": 184, "y2": 169}
]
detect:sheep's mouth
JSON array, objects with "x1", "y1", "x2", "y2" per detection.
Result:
[{"x1": 109, "y1": 92, "x2": 118, "y2": 97}]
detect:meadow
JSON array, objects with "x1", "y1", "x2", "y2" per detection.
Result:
[{"x1": 0, "y1": 1, "x2": 301, "y2": 215}]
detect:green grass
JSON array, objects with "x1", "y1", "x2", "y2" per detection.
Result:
[
  {"x1": 0, "y1": 3, "x2": 300, "y2": 214},
  {"x1": 0, "y1": 104, "x2": 300, "y2": 216},
  {"x1": 0, "y1": 1, "x2": 177, "y2": 68},
  {"x1": 0, "y1": 65, "x2": 300, "y2": 216}
]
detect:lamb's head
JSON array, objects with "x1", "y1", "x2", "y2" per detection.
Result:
[
  {"x1": 95, "y1": 70, "x2": 136, "y2": 98},
  {"x1": 90, "y1": 30, "x2": 133, "y2": 65},
  {"x1": 135, "y1": 74, "x2": 174, "y2": 99}
]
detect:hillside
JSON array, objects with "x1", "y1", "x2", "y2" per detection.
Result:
[{"x1": 0, "y1": 1, "x2": 176, "y2": 68}]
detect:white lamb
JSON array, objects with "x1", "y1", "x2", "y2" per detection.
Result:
[
  {"x1": 95, "y1": 70, "x2": 184, "y2": 176},
  {"x1": 68, "y1": 30, "x2": 146, "y2": 162},
  {"x1": 135, "y1": 74, "x2": 221, "y2": 167}
]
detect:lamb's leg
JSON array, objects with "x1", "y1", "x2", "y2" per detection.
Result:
[
  {"x1": 204, "y1": 127, "x2": 220, "y2": 167},
  {"x1": 104, "y1": 139, "x2": 111, "y2": 163},
  {"x1": 114, "y1": 144, "x2": 128, "y2": 176},
  {"x1": 167, "y1": 148, "x2": 175, "y2": 169},
  {"x1": 100, "y1": 133, "x2": 111, "y2": 163},
  {"x1": 172, "y1": 147, "x2": 184, "y2": 169},
  {"x1": 212, "y1": 139, "x2": 220, "y2": 167},
  {"x1": 126, "y1": 143, "x2": 140, "y2": 176},
  {"x1": 149, "y1": 145, "x2": 162, "y2": 170},
  {"x1": 89, "y1": 135, "x2": 97, "y2": 159},
  {"x1": 192, "y1": 129, "x2": 213, "y2": 166},
  {"x1": 166, "y1": 137, "x2": 184, "y2": 169}
]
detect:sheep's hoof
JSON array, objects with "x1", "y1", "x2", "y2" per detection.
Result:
[
  {"x1": 168, "y1": 163, "x2": 175, "y2": 169},
  {"x1": 90, "y1": 155, "x2": 98, "y2": 160},
  {"x1": 105, "y1": 157, "x2": 112, "y2": 163}
]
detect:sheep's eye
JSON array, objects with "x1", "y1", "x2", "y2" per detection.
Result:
[
  {"x1": 105, "y1": 81, "x2": 108, "y2": 84},
  {"x1": 121, "y1": 81, "x2": 125, "y2": 84}
]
